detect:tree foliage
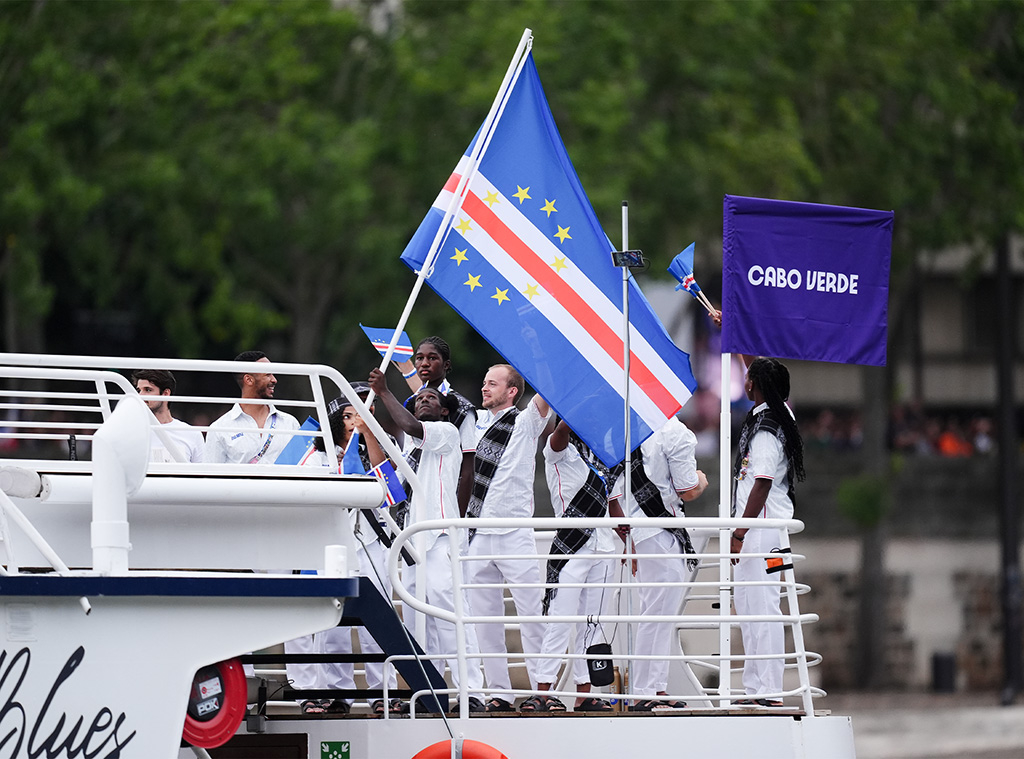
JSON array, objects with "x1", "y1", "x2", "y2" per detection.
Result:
[{"x1": 0, "y1": 0, "x2": 1021, "y2": 387}]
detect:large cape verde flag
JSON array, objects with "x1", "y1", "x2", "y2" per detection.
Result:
[
  {"x1": 722, "y1": 194, "x2": 893, "y2": 366},
  {"x1": 400, "y1": 53, "x2": 696, "y2": 467}
]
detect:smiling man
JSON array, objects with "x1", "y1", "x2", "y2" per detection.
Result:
[{"x1": 204, "y1": 350, "x2": 300, "y2": 464}]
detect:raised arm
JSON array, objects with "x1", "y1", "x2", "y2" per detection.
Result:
[{"x1": 368, "y1": 368, "x2": 423, "y2": 440}]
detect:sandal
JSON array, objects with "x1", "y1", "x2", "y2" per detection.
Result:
[
  {"x1": 758, "y1": 699, "x2": 785, "y2": 707},
  {"x1": 576, "y1": 697, "x2": 613, "y2": 712},
  {"x1": 371, "y1": 699, "x2": 386, "y2": 715},
  {"x1": 388, "y1": 698, "x2": 406, "y2": 714},
  {"x1": 325, "y1": 699, "x2": 350, "y2": 714},
  {"x1": 301, "y1": 699, "x2": 328, "y2": 715},
  {"x1": 661, "y1": 699, "x2": 687, "y2": 709},
  {"x1": 630, "y1": 699, "x2": 672, "y2": 712},
  {"x1": 483, "y1": 697, "x2": 515, "y2": 713},
  {"x1": 519, "y1": 694, "x2": 566, "y2": 713}
]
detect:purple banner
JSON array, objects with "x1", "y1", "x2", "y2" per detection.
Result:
[{"x1": 722, "y1": 195, "x2": 893, "y2": 366}]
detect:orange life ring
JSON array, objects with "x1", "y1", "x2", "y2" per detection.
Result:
[
  {"x1": 412, "y1": 738, "x2": 508, "y2": 759},
  {"x1": 182, "y1": 658, "x2": 248, "y2": 749}
]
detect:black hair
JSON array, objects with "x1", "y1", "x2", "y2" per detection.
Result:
[
  {"x1": 417, "y1": 386, "x2": 460, "y2": 419},
  {"x1": 131, "y1": 369, "x2": 176, "y2": 395},
  {"x1": 416, "y1": 336, "x2": 451, "y2": 362},
  {"x1": 233, "y1": 350, "x2": 268, "y2": 389},
  {"x1": 748, "y1": 357, "x2": 805, "y2": 482}
]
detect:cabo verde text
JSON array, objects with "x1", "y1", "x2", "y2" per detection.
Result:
[{"x1": 747, "y1": 266, "x2": 859, "y2": 294}]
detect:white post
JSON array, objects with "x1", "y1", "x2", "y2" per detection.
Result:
[
  {"x1": 718, "y1": 352, "x2": 733, "y2": 705},
  {"x1": 91, "y1": 397, "x2": 150, "y2": 575}
]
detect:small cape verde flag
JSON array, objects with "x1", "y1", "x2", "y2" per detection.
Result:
[
  {"x1": 400, "y1": 52, "x2": 695, "y2": 467},
  {"x1": 360, "y1": 324, "x2": 414, "y2": 360},
  {"x1": 668, "y1": 243, "x2": 703, "y2": 298},
  {"x1": 370, "y1": 460, "x2": 407, "y2": 507}
]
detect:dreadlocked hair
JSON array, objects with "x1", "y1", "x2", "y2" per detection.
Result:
[{"x1": 748, "y1": 358, "x2": 805, "y2": 482}]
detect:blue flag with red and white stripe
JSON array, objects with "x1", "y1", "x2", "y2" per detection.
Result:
[
  {"x1": 370, "y1": 460, "x2": 407, "y2": 507},
  {"x1": 400, "y1": 52, "x2": 695, "y2": 466}
]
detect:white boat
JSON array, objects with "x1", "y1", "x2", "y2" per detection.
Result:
[{"x1": 0, "y1": 353, "x2": 856, "y2": 759}]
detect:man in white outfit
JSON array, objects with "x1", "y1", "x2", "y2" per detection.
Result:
[
  {"x1": 523, "y1": 419, "x2": 623, "y2": 713},
  {"x1": 610, "y1": 415, "x2": 707, "y2": 711},
  {"x1": 369, "y1": 368, "x2": 486, "y2": 713},
  {"x1": 132, "y1": 369, "x2": 204, "y2": 463},
  {"x1": 464, "y1": 364, "x2": 551, "y2": 712},
  {"x1": 204, "y1": 351, "x2": 300, "y2": 464}
]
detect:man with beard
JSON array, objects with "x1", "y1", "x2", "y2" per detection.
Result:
[{"x1": 205, "y1": 350, "x2": 300, "y2": 464}]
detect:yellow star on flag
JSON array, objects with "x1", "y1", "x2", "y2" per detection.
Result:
[
  {"x1": 483, "y1": 191, "x2": 500, "y2": 208},
  {"x1": 513, "y1": 186, "x2": 531, "y2": 204},
  {"x1": 464, "y1": 273, "x2": 482, "y2": 292},
  {"x1": 450, "y1": 248, "x2": 468, "y2": 266},
  {"x1": 541, "y1": 199, "x2": 557, "y2": 217},
  {"x1": 491, "y1": 287, "x2": 510, "y2": 305},
  {"x1": 522, "y1": 283, "x2": 540, "y2": 301},
  {"x1": 554, "y1": 225, "x2": 572, "y2": 243},
  {"x1": 455, "y1": 217, "x2": 473, "y2": 235},
  {"x1": 550, "y1": 256, "x2": 568, "y2": 273}
]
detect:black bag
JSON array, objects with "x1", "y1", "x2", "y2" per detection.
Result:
[{"x1": 586, "y1": 643, "x2": 614, "y2": 687}]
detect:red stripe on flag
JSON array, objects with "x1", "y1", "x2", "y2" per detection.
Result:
[{"x1": 460, "y1": 189, "x2": 681, "y2": 418}]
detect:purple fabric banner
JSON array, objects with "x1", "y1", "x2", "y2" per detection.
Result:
[{"x1": 721, "y1": 195, "x2": 893, "y2": 366}]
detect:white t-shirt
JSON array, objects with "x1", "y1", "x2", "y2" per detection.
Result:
[
  {"x1": 611, "y1": 416, "x2": 700, "y2": 545},
  {"x1": 543, "y1": 439, "x2": 617, "y2": 555},
  {"x1": 406, "y1": 420, "x2": 461, "y2": 550},
  {"x1": 472, "y1": 398, "x2": 551, "y2": 533},
  {"x1": 734, "y1": 403, "x2": 794, "y2": 522},
  {"x1": 204, "y1": 404, "x2": 300, "y2": 464},
  {"x1": 149, "y1": 418, "x2": 204, "y2": 463}
]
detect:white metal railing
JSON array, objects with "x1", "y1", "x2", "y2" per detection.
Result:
[
  {"x1": 387, "y1": 516, "x2": 822, "y2": 718},
  {"x1": 0, "y1": 353, "x2": 422, "y2": 572}
]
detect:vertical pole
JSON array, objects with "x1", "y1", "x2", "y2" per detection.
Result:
[
  {"x1": 718, "y1": 352, "x2": 733, "y2": 705},
  {"x1": 621, "y1": 200, "x2": 634, "y2": 702},
  {"x1": 995, "y1": 233, "x2": 1021, "y2": 705}
]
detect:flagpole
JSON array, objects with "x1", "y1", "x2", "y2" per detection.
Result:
[
  {"x1": 718, "y1": 350, "x2": 733, "y2": 706},
  {"x1": 368, "y1": 28, "x2": 534, "y2": 390},
  {"x1": 621, "y1": 200, "x2": 635, "y2": 704}
]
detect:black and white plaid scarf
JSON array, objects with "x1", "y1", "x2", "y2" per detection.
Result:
[
  {"x1": 543, "y1": 452, "x2": 606, "y2": 614},
  {"x1": 466, "y1": 407, "x2": 519, "y2": 541},
  {"x1": 611, "y1": 446, "x2": 697, "y2": 570},
  {"x1": 731, "y1": 407, "x2": 795, "y2": 515}
]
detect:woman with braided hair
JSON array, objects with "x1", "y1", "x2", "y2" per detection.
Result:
[{"x1": 731, "y1": 356, "x2": 805, "y2": 707}]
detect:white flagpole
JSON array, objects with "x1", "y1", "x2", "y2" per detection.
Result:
[
  {"x1": 367, "y1": 28, "x2": 534, "y2": 395},
  {"x1": 621, "y1": 200, "x2": 635, "y2": 704},
  {"x1": 718, "y1": 350, "x2": 733, "y2": 706}
]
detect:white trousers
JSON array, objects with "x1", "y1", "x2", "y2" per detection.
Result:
[
  {"x1": 632, "y1": 530, "x2": 686, "y2": 696},
  {"x1": 465, "y1": 528, "x2": 544, "y2": 697},
  {"x1": 313, "y1": 539, "x2": 397, "y2": 704},
  {"x1": 733, "y1": 527, "x2": 785, "y2": 696},
  {"x1": 402, "y1": 533, "x2": 484, "y2": 694},
  {"x1": 535, "y1": 543, "x2": 612, "y2": 685}
]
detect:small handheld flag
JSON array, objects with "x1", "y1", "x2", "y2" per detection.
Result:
[
  {"x1": 370, "y1": 460, "x2": 407, "y2": 507},
  {"x1": 360, "y1": 324, "x2": 414, "y2": 361},
  {"x1": 273, "y1": 417, "x2": 321, "y2": 465},
  {"x1": 668, "y1": 243, "x2": 717, "y2": 315},
  {"x1": 341, "y1": 433, "x2": 365, "y2": 475}
]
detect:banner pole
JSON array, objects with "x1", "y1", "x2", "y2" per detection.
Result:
[{"x1": 718, "y1": 351, "x2": 733, "y2": 705}]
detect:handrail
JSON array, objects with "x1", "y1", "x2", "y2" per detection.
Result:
[{"x1": 389, "y1": 515, "x2": 819, "y2": 717}]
